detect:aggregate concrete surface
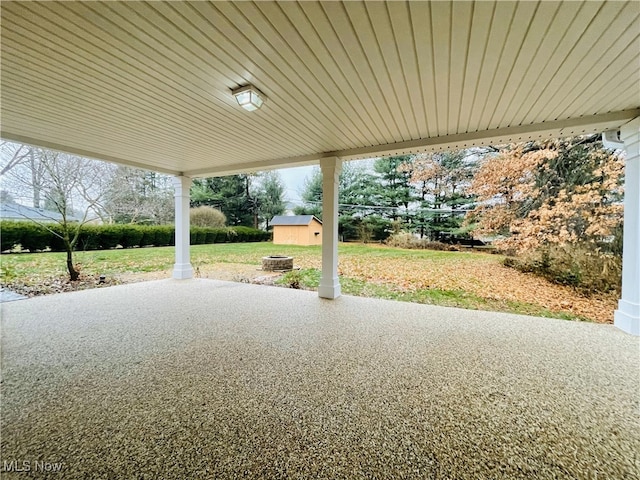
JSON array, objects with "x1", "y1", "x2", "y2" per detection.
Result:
[
  {"x1": 1, "y1": 279, "x2": 638, "y2": 479},
  {"x1": 0, "y1": 288, "x2": 27, "y2": 303}
]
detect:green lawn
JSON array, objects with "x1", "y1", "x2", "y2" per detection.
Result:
[
  {"x1": 0, "y1": 242, "x2": 481, "y2": 278},
  {"x1": 275, "y1": 268, "x2": 581, "y2": 321},
  {"x1": 0, "y1": 243, "x2": 321, "y2": 281},
  {"x1": 0, "y1": 242, "x2": 599, "y2": 322}
]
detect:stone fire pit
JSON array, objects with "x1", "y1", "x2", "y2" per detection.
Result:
[{"x1": 262, "y1": 255, "x2": 294, "y2": 272}]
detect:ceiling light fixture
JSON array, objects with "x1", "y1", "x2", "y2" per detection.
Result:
[{"x1": 231, "y1": 85, "x2": 266, "y2": 111}]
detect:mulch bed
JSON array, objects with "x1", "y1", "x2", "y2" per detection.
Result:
[{"x1": 2, "y1": 274, "x2": 123, "y2": 298}]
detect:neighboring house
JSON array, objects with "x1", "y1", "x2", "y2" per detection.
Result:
[
  {"x1": 0, "y1": 201, "x2": 81, "y2": 222},
  {"x1": 271, "y1": 215, "x2": 322, "y2": 246}
]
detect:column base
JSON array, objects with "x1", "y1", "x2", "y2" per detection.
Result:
[
  {"x1": 172, "y1": 263, "x2": 194, "y2": 280},
  {"x1": 614, "y1": 300, "x2": 640, "y2": 336},
  {"x1": 318, "y1": 278, "x2": 341, "y2": 299}
]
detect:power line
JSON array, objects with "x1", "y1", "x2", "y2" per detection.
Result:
[{"x1": 287, "y1": 198, "x2": 472, "y2": 214}]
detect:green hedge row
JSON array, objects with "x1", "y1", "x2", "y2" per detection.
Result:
[{"x1": 0, "y1": 221, "x2": 270, "y2": 252}]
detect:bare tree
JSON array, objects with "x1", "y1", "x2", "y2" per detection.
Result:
[
  {"x1": 29, "y1": 148, "x2": 47, "y2": 209},
  {"x1": 102, "y1": 166, "x2": 174, "y2": 225},
  {"x1": 0, "y1": 141, "x2": 31, "y2": 176},
  {"x1": 1, "y1": 144, "x2": 113, "y2": 280},
  {"x1": 1, "y1": 142, "x2": 48, "y2": 208}
]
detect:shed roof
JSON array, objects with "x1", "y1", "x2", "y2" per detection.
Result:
[
  {"x1": 1, "y1": 1, "x2": 638, "y2": 177},
  {"x1": 271, "y1": 215, "x2": 322, "y2": 226}
]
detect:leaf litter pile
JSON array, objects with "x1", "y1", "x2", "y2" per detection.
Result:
[
  {"x1": 280, "y1": 247, "x2": 616, "y2": 323},
  {"x1": 338, "y1": 254, "x2": 617, "y2": 323}
]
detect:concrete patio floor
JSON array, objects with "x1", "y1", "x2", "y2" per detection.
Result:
[{"x1": 1, "y1": 279, "x2": 638, "y2": 479}]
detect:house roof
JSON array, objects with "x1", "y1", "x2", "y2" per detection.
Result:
[
  {"x1": 271, "y1": 215, "x2": 322, "y2": 226},
  {"x1": 0, "y1": 202, "x2": 81, "y2": 222},
  {"x1": 1, "y1": 1, "x2": 638, "y2": 177}
]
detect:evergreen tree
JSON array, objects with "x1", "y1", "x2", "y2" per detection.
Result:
[
  {"x1": 409, "y1": 151, "x2": 477, "y2": 240},
  {"x1": 191, "y1": 175, "x2": 254, "y2": 226},
  {"x1": 293, "y1": 168, "x2": 323, "y2": 218},
  {"x1": 338, "y1": 162, "x2": 379, "y2": 218},
  {"x1": 372, "y1": 156, "x2": 415, "y2": 224},
  {"x1": 253, "y1": 171, "x2": 286, "y2": 229},
  {"x1": 295, "y1": 163, "x2": 393, "y2": 241}
]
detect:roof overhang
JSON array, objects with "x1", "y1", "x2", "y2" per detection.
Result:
[{"x1": 2, "y1": 1, "x2": 639, "y2": 177}]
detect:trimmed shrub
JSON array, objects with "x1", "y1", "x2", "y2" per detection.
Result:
[
  {"x1": 153, "y1": 226, "x2": 174, "y2": 246},
  {"x1": 0, "y1": 221, "x2": 268, "y2": 253},
  {"x1": 138, "y1": 226, "x2": 155, "y2": 247},
  {"x1": 215, "y1": 228, "x2": 230, "y2": 243},
  {"x1": 47, "y1": 224, "x2": 67, "y2": 252},
  {"x1": 232, "y1": 226, "x2": 247, "y2": 242},
  {"x1": 1, "y1": 221, "x2": 24, "y2": 251},
  {"x1": 190, "y1": 206, "x2": 226, "y2": 228},
  {"x1": 19, "y1": 223, "x2": 51, "y2": 252},
  {"x1": 120, "y1": 225, "x2": 144, "y2": 248},
  {"x1": 231, "y1": 226, "x2": 269, "y2": 242},
  {"x1": 190, "y1": 227, "x2": 207, "y2": 245},
  {"x1": 204, "y1": 228, "x2": 218, "y2": 244},
  {"x1": 77, "y1": 225, "x2": 101, "y2": 250},
  {"x1": 98, "y1": 225, "x2": 123, "y2": 249}
]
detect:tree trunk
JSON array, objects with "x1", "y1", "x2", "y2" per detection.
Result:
[
  {"x1": 65, "y1": 243, "x2": 79, "y2": 281},
  {"x1": 30, "y1": 150, "x2": 41, "y2": 208}
]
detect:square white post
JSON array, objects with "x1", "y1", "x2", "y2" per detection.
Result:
[
  {"x1": 318, "y1": 157, "x2": 342, "y2": 299},
  {"x1": 172, "y1": 176, "x2": 193, "y2": 280},
  {"x1": 615, "y1": 117, "x2": 640, "y2": 335}
]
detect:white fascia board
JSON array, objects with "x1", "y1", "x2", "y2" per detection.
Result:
[
  {"x1": 186, "y1": 109, "x2": 640, "y2": 177},
  {"x1": 0, "y1": 131, "x2": 183, "y2": 176}
]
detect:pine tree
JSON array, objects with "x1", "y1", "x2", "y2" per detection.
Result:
[
  {"x1": 191, "y1": 175, "x2": 254, "y2": 226},
  {"x1": 408, "y1": 151, "x2": 477, "y2": 240},
  {"x1": 253, "y1": 171, "x2": 286, "y2": 229},
  {"x1": 372, "y1": 156, "x2": 415, "y2": 224}
]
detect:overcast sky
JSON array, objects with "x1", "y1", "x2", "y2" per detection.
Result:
[
  {"x1": 276, "y1": 158, "x2": 376, "y2": 206},
  {"x1": 276, "y1": 165, "x2": 316, "y2": 205}
]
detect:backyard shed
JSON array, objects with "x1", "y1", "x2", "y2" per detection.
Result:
[{"x1": 271, "y1": 215, "x2": 322, "y2": 246}]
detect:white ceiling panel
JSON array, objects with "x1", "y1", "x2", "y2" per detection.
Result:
[{"x1": 1, "y1": 1, "x2": 638, "y2": 177}]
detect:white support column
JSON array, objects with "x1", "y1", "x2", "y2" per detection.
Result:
[
  {"x1": 615, "y1": 117, "x2": 640, "y2": 335},
  {"x1": 172, "y1": 176, "x2": 193, "y2": 280},
  {"x1": 318, "y1": 157, "x2": 342, "y2": 299}
]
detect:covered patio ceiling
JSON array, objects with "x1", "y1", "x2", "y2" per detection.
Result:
[{"x1": 1, "y1": 0, "x2": 639, "y2": 177}]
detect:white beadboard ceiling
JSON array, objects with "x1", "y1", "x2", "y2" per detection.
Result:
[{"x1": 1, "y1": 1, "x2": 639, "y2": 177}]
